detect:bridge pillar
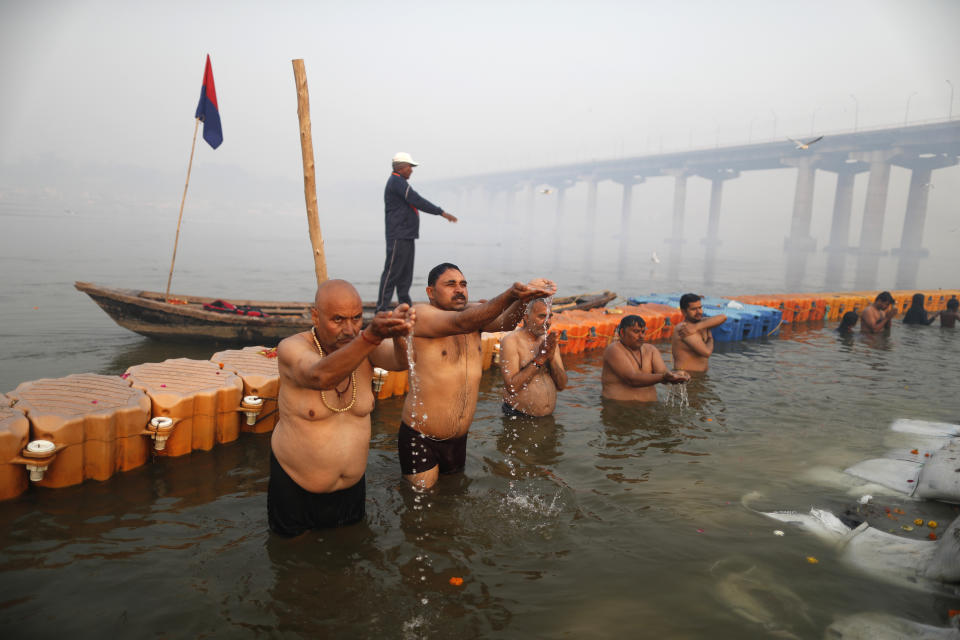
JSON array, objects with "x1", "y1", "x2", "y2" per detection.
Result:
[
  {"x1": 663, "y1": 169, "x2": 688, "y2": 247},
  {"x1": 583, "y1": 175, "x2": 599, "y2": 267},
  {"x1": 851, "y1": 149, "x2": 898, "y2": 255},
  {"x1": 521, "y1": 181, "x2": 536, "y2": 259},
  {"x1": 698, "y1": 169, "x2": 739, "y2": 248},
  {"x1": 552, "y1": 180, "x2": 575, "y2": 259},
  {"x1": 815, "y1": 157, "x2": 870, "y2": 289},
  {"x1": 891, "y1": 153, "x2": 959, "y2": 288},
  {"x1": 697, "y1": 168, "x2": 739, "y2": 286},
  {"x1": 611, "y1": 174, "x2": 643, "y2": 276},
  {"x1": 782, "y1": 155, "x2": 819, "y2": 252}
]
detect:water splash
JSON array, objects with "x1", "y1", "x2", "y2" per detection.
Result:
[
  {"x1": 665, "y1": 382, "x2": 689, "y2": 409},
  {"x1": 405, "y1": 335, "x2": 425, "y2": 426}
]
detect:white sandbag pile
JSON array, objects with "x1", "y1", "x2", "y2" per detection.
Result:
[
  {"x1": 845, "y1": 419, "x2": 960, "y2": 503},
  {"x1": 761, "y1": 509, "x2": 957, "y2": 595}
]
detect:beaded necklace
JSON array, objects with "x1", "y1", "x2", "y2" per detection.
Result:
[{"x1": 311, "y1": 327, "x2": 357, "y2": 413}]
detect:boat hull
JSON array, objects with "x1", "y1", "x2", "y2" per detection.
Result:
[{"x1": 75, "y1": 282, "x2": 617, "y2": 344}]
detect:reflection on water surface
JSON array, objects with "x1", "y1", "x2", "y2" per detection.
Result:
[{"x1": 1, "y1": 326, "x2": 959, "y2": 638}]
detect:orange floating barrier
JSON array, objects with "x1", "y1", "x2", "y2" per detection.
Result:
[
  {"x1": 9, "y1": 374, "x2": 152, "y2": 488},
  {"x1": 0, "y1": 399, "x2": 30, "y2": 501},
  {"x1": 126, "y1": 359, "x2": 243, "y2": 458},
  {"x1": 210, "y1": 346, "x2": 280, "y2": 434}
]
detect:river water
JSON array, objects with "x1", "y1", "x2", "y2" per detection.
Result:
[{"x1": 1, "y1": 206, "x2": 959, "y2": 637}]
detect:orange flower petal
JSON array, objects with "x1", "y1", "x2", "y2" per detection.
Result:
[{"x1": 449, "y1": 577, "x2": 464, "y2": 586}]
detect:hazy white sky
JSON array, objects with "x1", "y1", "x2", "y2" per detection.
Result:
[{"x1": 2, "y1": 0, "x2": 958, "y2": 187}]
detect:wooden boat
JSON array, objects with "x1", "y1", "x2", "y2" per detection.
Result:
[{"x1": 75, "y1": 281, "x2": 617, "y2": 343}]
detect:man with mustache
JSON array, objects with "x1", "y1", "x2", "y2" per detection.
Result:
[
  {"x1": 671, "y1": 293, "x2": 727, "y2": 372},
  {"x1": 269, "y1": 279, "x2": 414, "y2": 536},
  {"x1": 499, "y1": 298, "x2": 567, "y2": 417},
  {"x1": 400, "y1": 263, "x2": 556, "y2": 489},
  {"x1": 603, "y1": 314, "x2": 690, "y2": 401}
]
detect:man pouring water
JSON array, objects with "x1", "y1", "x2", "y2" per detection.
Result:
[{"x1": 398, "y1": 263, "x2": 556, "y2": 489}]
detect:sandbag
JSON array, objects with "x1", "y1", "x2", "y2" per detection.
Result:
[
  {"x1": 825, "y1": 612, "x2": 960, "y2": 639},
  {"x1": 891, "y1": 419, "x2": 960, "y2": 438},
  {"x1": 915, "y1": 441, "x2": 960, "y2": 503},
  {"x1": 844, "y1": 458, "x2": 921, "y2": 496},
  {"x1": 925, "y1": 514, "x2": 960, "y2": 582},
  {"x1": 840, "y1": 523, "x2": 940, "y2": 591}
]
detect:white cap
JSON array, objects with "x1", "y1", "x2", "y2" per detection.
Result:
[{"x1": 392, "y1": 151, "x2": 419, "y2": 166}]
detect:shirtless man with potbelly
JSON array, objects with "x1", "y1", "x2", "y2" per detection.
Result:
[
  {"x1": 499, "y1": 299, "x2": 567, "y2": 417},
  {"x1": 603, "y1": 314, "x2": 689, "y2": 401},
  {"x1": 400, "y1": 262, "x2": 556, "y2": 489},
  {"x1": 671, "y1": 293, "x2": 727, "y2": 373},
  {"x1": 269, "y1": 280, "x2": 414, "y2": 536}
]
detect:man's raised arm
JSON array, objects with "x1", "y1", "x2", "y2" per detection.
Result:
[
  {"x1": 484, "y1": 278, "x2": 557, "y2": 332},
  {"x1": 281, "y1": 310, "x2": 413, "y2": 389},
  {"x1": 414, "y1": 280, "x2": 556, "y2": 338},
  {"x1": 368, "y1": 305, "x2": 416, "y2": 371}
]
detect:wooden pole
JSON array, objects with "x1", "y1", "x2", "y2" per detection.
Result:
[
  {"x1": 165, "y1": 118, "x2": 200, "y2": 302},
  {"x1": 292, "y1": 59, "x2": 328, "y2": 287}
]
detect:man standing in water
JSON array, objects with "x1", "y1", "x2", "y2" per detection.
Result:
[
  {"x1": 499, "y1": 299, "x2": 567, "y2": 417},
  {"x1": 671, "y1": 293, "x2": 727, "y2": 372},
  {"x1": 603, "y1": 315, "x2": 690, "y2": 401},
  {"x1": 269, "y1": 280, "x2": 414, "y2": 536},
  {"x1": 400, "y1": 263, "x2": 556, "y2": 489},
  {"x1": 941, "y1": 298, "x2": 959, "y2": 328},
  {"x1": 376, "y1": 152, "x2": 458, "y2": 312},
  {"x1": 860, "y1": 291, "x2": 896, "y2": 333}
]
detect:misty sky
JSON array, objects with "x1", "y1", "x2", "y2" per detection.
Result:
[{"x1": 1, "y1": 0, "x2": 958, "y2": 262}]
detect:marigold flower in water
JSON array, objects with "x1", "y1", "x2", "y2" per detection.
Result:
[
  {"x1": 928, "y1": 521, "x2": 938, "y2": 529},
  {"x1": 929, "y1": 533, "x2": 938, "y2": 541},
  {"x1": 449, "y1": 577, "x2": 464, "y2": 586},
  {"x1": 806, "y1": 556, "x2": 818, "y2": 564},
  {"x1": 914, "y1": 518, "x2": 925, "y2": 526},
  {"x1": 910, "y1": 449, "x2": 919, "y2": 455},
  {"x1": 893, "y1": 507, "x2": 904, "y2": 514}
]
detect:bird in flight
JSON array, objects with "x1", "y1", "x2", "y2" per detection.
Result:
[
  {"x1": 650, "y1": 251, "x2": 661, "y2": 264},
  {"x1": 788, "y1": 135, "x2": 823, "y2": 150},
  {"x1": 540, "y1": 188, "x2": 553, "y2": 195}
]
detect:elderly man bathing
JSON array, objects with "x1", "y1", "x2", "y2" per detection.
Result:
[
  {"x1": 603, "y1": 314, "x2": 690, "y2": 402},
  {"x1": 671, "y1": 293, "x2": 727, "y2": 373},
  {"x1": 499, "y1": 299, "x2": 567, "y2": 417},
  {"x1": 400, "y1": 262, "x2": 556, "y2": 489},
  {"x1": 269, "y1": 279, "x2": 415, "y2": 536},
  {"x1": 376, "y1": 152, "x2": 458, "y2": 312}
]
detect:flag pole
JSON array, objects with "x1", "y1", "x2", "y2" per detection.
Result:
[
  {"x1": 165, "y1": 118, "x2": 200, "y2": 302},
  {"x1": 292, "y1": 58, "x2": 328, "y2": 287}
]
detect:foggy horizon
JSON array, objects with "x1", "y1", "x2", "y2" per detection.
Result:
[{"x1": 2, "y1": 0, "x2": 958, "y2": 279}]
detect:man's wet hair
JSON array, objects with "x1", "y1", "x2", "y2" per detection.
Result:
[
  {"x1": 909, "y1": 293, "x2": 925, "y2": 308},
  {"x1": 875, "y1": 291, "x2": 895, "y2": 305},
  {"x1": 948, "y1": 298, "x2": 959, "y2": 311},
  {"x1": 427, "y1": 262, "x2": 462, "y2": 287},
  {"x1": 526, "y1": 298, "x2": 549, "y2": 314},
  {"x1": 839, "y1": 311, "x2": 859, "y2": 330},
  {"x1": 679, "y1": 293, "x2": 701, "y2": 310},
  {"x1": 617, "y1": 314, "x2": 646, "y2": 334}
]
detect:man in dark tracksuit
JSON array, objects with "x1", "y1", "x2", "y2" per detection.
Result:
[{"x1": 376, "y1": 152, "x2": 457, "y2": 312}]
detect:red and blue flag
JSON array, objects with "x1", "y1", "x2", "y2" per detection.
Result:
[{"x1": 195, "y1": 54, "x2": 222, "y2": 149}]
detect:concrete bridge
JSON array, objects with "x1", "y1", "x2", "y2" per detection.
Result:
[{"x1": 428, "y1": 119, "x2": 960, "y2": 289}]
